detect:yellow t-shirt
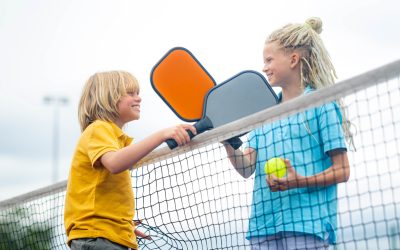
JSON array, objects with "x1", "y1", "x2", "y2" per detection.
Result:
[{"x1": 64, "y1": 120, "x2": 138, "y2": 249}]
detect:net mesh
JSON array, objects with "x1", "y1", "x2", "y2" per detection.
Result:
[{"x1": 1, "y1": 60, "x2": 399, "y2": 249}]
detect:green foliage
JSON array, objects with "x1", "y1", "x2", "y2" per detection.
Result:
[{"x1": 0, "y1": 207, "x2": 54, "y2": 250}]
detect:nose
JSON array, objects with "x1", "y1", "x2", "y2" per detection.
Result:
[{"x1": 262, "y1": 64, "x2": 268, "y2": 73}]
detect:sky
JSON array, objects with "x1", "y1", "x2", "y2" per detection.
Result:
[{"x1": 1, "y1": 0, "x2": 400, "y2": 201}]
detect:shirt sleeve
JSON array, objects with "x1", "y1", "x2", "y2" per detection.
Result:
[
  {"x1": 246, "y1": 129, "x2": 258, "y2": 150},
  {"x1": 87, "y1": 123, "x2": 119, "y2": 167},
  {"x1": 318, "y1": 102, "x2": 347, "y2": 154}
]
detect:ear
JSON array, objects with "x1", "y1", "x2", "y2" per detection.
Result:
[{"x1": 289, "y1": 52, "x2": 301, "y2": 69}]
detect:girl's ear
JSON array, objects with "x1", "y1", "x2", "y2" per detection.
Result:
[{"x1": 290, "y1": 52, "x2": 301, "y2": 69}]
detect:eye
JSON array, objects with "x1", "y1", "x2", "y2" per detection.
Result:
[
  {"x1": 264, "y1": 57, "x2": 272, "y2": 64},
  {"x1": 127, "y1": 91, "x2": 139, "y2": 97}
]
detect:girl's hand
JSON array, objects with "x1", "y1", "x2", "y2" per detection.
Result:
[{"x1": 266, "y1": 159, "x2": 304, "y2": 192}]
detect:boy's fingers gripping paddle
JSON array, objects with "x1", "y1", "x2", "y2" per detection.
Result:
[{"x1": 167, "y1": 71, "x2": 279, "y2": 150}]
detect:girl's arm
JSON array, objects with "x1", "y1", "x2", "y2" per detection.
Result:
[
  {"x1": 224, "y1": 144, "x2": 257, "y2": 178},
  {"x1": 100, "y1": 124, "x2": 196, "y2": 174},
  {"x1": 268, "y1": 150, "x2": 350, "y2": 192}
]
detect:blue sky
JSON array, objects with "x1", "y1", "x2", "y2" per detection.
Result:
[{"x1": 1, "y1": 0, "x2": 400, "y2": 201}]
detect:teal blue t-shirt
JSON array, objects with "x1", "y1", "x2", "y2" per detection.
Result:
[{"x1": 246, "y1": 86, "x2": 346, "y2": 244}]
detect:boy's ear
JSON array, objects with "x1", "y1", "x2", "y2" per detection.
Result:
[{"x1": 290, "y1": 52, "x2": 301, "y2": 68}]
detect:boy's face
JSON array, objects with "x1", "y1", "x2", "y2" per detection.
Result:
[
  {"x1": 116, "y1": 91, "x2": 141, "y2": 126},
  {"x1": 262, "y1": 42, "x2": 293, "y2": 88}
]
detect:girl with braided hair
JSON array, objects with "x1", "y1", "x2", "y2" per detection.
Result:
[{"x1": 224, "y1": 17, "x2": 352, "y2": 249}]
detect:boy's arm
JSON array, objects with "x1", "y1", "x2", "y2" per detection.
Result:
[
  {"x1": 100, "y1": 124, "x2": 196, "y2": 174},
  {"x1": 224, "y1": 144, "x2": 257, "y2": 178}
]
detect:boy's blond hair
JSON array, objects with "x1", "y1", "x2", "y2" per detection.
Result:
[
  {"x1": 266, "y1": 17, "x2": 354, "y2": 149},
  {"x1": 78, "y1": 71, "x2": 140, "y2": 131}
]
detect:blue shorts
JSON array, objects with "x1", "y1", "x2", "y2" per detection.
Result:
[{"x1": 250, "y1": 232, "x2": 329, "y2": 250}]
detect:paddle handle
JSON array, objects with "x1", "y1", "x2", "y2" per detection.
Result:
[
  {"x1": 224, "y1": 136, "x2": 243, "y2": 150},
  {"x1": 167, "y1": 132, "x2": 243, "y2": 150},
  {"x1": 224, "y1": 131, "x2": 250, "y2": 150},
  {"x1": 166, "y1": 117, "x2": 244, "y2": 150},
  {"x1": 166, "y1": 129, "x2": 195, "y2": 149},
  {"x1": 166, "y1": 117, "x2": 213, "y2": 149}
]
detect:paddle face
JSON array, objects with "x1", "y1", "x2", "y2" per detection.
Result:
[
  {"x1": 150, "y1": 47, "x2": 216, "y2": 122},
  {"x1": 199, "y1": 71, "x2": 278, "y2": 130},
  {"x1": 165, "y1": 70, "x2": 278, "y2": 150},
  {"x1": 151, "y1": 48, "x2": 278, "y2": 150}
]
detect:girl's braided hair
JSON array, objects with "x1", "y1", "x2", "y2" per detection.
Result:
[{"x1": 266, "y1": 17, "x2": 355, "y2": 150}]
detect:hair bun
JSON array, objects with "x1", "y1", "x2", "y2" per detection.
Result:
[{"x1": 305, "y1": 17, "x2": 323, "y2": 34}]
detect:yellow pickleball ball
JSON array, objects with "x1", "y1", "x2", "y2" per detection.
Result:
[{"x1": 264, "y1": 157, "x2": 286, "y2": 178}]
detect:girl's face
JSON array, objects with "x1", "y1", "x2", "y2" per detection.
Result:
[
  {"x1": 116, "y1": 90, "x2": 141, "y2": 127},
  {"x1": 262, "y1": 42, "x2": 293, "y2": 88}
]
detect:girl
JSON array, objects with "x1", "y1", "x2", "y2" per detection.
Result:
[
  {"x1": 64, "y1": 71, "x2": 196, "y2": 250},
  {"x1": 224, "y1": 17, "x2": 352, "y2": 249}
]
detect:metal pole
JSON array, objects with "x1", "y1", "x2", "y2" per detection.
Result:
[
  {"x1": 52, "y1": 102, "x2": 59, "y2": 183},
  {"x1": 44, "y1": 96, "x2": 68, "y2": 183}
]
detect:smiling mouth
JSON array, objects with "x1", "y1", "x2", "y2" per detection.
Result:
[{"x1": 132, "y1": 105, "x2": 140, "y2": 111}]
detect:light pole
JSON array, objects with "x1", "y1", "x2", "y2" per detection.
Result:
[{"x1": 43, "y1": 96, "x2": 69, "y2": 183}]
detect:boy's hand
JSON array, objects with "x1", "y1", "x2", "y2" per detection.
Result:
[
  {"x1": 163, "y1": 124, "x2": 197, "y2": 146},
  {"x1": 133, "y1": 220, "x2": 152, "y2": 240}
]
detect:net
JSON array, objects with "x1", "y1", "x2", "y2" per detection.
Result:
[{"x1": 1, "y1": 60, "x2": 399, "y2": 249}]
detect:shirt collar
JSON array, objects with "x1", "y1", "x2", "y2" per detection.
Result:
[
  {"x1": 107, "y1": 121, "x2": 134, "y2": 144},
  {"x1": 303, "y1": 85, "x2": 314, "y2": 94},
  {"x1": 277, "y1": 85, "x2": 314, "y2": 103}
]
